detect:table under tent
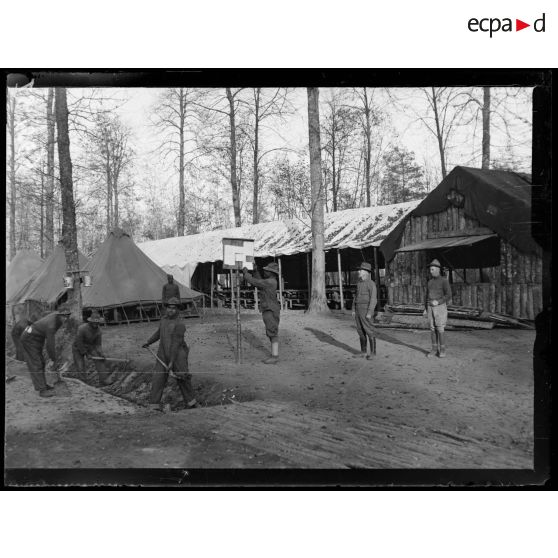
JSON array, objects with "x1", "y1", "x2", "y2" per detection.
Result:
[
  {"x1": 81, "y1": 228, "x2": 204, "y2": 324},
  {"x1": 138, "y1": 201, "x2": 419, "y2": 312}
]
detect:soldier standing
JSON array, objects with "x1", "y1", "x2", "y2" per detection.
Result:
[
  {"x1": 72, "y1": 310, "x2": 111, "y2": 385},
  {"x1": 352, "y1": 262, "x2": 377, "y2": 360},
  {"x1": 162, "y1": 274, "x2": 180, "y2": 304},
  {"x1": 142, "y1": 297, "x2": 197, "y2": 411},
  {"x1": 243, "y1": 262, "x2": 281, "y2": 364},
  {"x1": 19, "y1": 304, "x2": 72, "y2": 397},
  {"x1": 423, "y1": 259, "x2": 452, "y2": 358}
]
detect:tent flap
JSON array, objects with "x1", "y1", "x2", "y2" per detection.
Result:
[{"x1": 396, "y1": 234, "x2": 496, "y2": 252}]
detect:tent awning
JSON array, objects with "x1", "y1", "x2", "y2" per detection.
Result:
[{"x1": 395, "y1": 234, "x2": 496, "y2": 253}]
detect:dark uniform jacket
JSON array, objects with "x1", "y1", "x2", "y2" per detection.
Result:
[
  {"x1": 23, "y1": 312, "x2": 65, "y2": 361},
  {"x1": 243, "y1": 271, "x2": 280, "y2": 313},
  {"x1": 355, "y1": 278, "x2": 377, "y2": 315},
  {"x1": 146, "y1": 315, "x2": 189, "y2": 372},
  {"x1": 12, "y1": 317, "x2": 32, "y2": 360},
  {"x1": 73, "y1": 323, "x2": 103, "y2": 356},
  {"x1": 162, "y1": 282, "x2": 181, "y2": 303}
]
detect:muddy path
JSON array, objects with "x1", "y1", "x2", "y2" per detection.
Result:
[{"x1": 5, "y1": 310, "x2": 534, "y2": 470}]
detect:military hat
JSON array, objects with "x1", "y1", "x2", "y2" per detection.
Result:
[
  {"x1": 87, "y1": 310, "x2": 104, "y2": 323},
  {"x1": 428, "y1": 259, "x2": 441, "y2": 268},
  {"x1": 56, "y1": 303, "x2": 72, "y2": 315},
  {"x1": 263, "y1": 262, "x2": 280, "y2": 275},
  {"x1": 357, "y1": 262, "x2": 372, "y2": 273},
  {"x1": 165, "y1": 297, "x2": 181, "y2": 307}
]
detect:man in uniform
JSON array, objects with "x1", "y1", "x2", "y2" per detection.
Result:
[
  {"x1": 72, "y1": 310, "x2": 111, "y2": 385},
  {"x1": 11, "y1": 312, "x2": 38, "y2": 361},
  {"x1": 423, "y1": 259, "x2": 452, "y2": 358},
  {"x1": 142, "y1": 297, "x2": 197, "y2": 411},
  {"x1": 162, "y1": 274, "x2": 181, "y2": 304},
  {"x1": 19, "y1": 304, "x2": 72, "y2": 397},
  {"x1": 243, "y1": 262, "x2": 281, "y2": 364},
  {"x1": 352, "y1": 262, "x2": 378, "y2": 360}
]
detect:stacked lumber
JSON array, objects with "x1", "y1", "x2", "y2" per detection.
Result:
[{"x1": 382, "y1": 303, "x2": 534, "y2": 330}]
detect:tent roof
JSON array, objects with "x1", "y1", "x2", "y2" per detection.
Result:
[
  {"x1": 396, "y1": 234, "x2": 497, "y2": 252},
  {"x1": 6, "y1": 250, "x2": 43, "y2": 300},
  {"x1": 138, "y1": 201, "x2": 420, "y2": 271},
  {"x1": 11, "y1": 244, "x2": 89, "y2": 306},
  {"x1": 380, "y1": 166, "x2": 538, "y2": 261},
  {"x1": 81, "y1": 228, "x2": 202, "y2": 309}
]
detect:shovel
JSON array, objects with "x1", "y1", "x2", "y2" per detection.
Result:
[{"x1": 144, "y1": 346, "x2": 178, "y2": 379}]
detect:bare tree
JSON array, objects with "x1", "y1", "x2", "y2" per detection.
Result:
[
  {"x1": 55, "y1": 87, "x2": 81, "y2": 318},
  {"x1": 306, "y1": 87, "x2": 329, "y2": 314},
  {"x1": 45, "y1": 87, "x2": 56, "y2": 254},
  {"x1": 7, "y1": 89, "x2": 17, "y2": 259},
  {"x1": 151, "y1": 88, "x2": 203, "y2": 235}
]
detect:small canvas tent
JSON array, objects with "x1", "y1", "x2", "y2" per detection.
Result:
[
  {"x1": 11, "y1": 243, "x2": 90, "y2": 309},
  {"x1": 6, "y1": 250, "x2": 43, "y2": 301},
  {"x1": 81, "y1": 228, "x2": 203, "y2": 322}
]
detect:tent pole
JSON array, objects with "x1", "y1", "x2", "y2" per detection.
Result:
[
  {"x1": 210, "y1": 262, "x2": 214, "y2": 310},
  {"x1": 139, "y1": 299, "x2": 149, "y2": 322},
  {"x1": 337, "y1": 249, "x2": 344, "y2": 310},
  {"x1": 306, "y1": 252, "x2": 311, "y2": 308},
  {"x1": 121, "y1": 304, "x2": 130, "y2": 326},
  {"x1": 373, "y1": 246, "x2": 381, "y2": 297},
  {"x1": 230, "y1": 270, "x2": 234, "y2": 312},
  {"x1": 278, "y1": 257, "x2": 284, "y2": 311}
]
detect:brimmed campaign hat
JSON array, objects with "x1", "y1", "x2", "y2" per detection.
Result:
[
  {"x1": 427, "y1": 259, "x2": 441, "y2": 268},
  {"x1": 88, "y1": 311, "x2": 104, "y2": 323},
  {"x1": 56, "y1": 303, "x2": 72, "y2": 315},
  {"x1": 165, "y1": 297, "x2": 181, "y2": 307},
  {"x1": 263, "y1": 262, "x2": 280, "y2": 275},
  {"x1": 357, "y1": 262, "x2": 372, "y2": 273}
]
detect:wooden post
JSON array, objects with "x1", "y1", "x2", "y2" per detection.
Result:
[
  {"x1": 278, "y1": 257, "x2": 284, "y2": 311},
  {"x1": 306, "y1": 252, "x2": 311, "y2": 304},
  {"x1": 337, "y1": 249, "x2": 344, "y2": 310},
  {"x1": 254, "y1": 287, "x2": 259, "y2": 312},
  {"x1": 236, "y1": 269, "x2": 242, "y2": 363},
  {"x1": 210, "y1": 263, "x2": 214, "y2": 310},
  {"x1": 373, "y1": 246, "x2": 380, "y2": 301},
  {"x1": 230, "y1": 269, "x2": 234, "y2": 312}
]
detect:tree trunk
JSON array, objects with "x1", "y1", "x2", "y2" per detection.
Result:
[
  {"x1": 8, "y1": 93, "x2": 17, "y2": 260},
  {"x1": 252, "y1": 88, "x2": 260, "y2": 225},
  {"x1": 482, "y1": 86, "x2": 491, "y2": 169},
  {"x1": 306, "y1": 87, "x2": 329, "y2": 314},
  {"x1": 226, "y1": 88, "x2": 242, "y2": 227},
  {"x1": 178, "y1": 88, "x2": 186, "y2": 235},
  {"x1": 55, "y1": 87, "x2": 81, "y2": 319},
  {"x1": 113, "y1": 179, "x2": 119, "y2": 228},
  {"x1": 431, "y1": 87, "x2": 447, "y2": 178},
  {"x1": 45, "y1": 87, "x2": 56, "y2": 256},
  {"x1": 363, "y1": 89, "x2": 372, "y2": 207},
  {"x1": 40, "y1": 168, "x2": 45, "y2": 258}
]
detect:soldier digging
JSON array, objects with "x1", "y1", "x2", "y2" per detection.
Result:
[
  {"x1": 19, "y1": 303, "x2": 72, "y2": 397},
  {"x1": 423, "y1": 259, "x2": 452, "y2": 358},
  {"x1": 352, "y1": 262, "x2": 378, "y2": 360},
  {"x1": 142, "y1": 297, "x2": 198, "y2": 411},
  {"x1": 72, "y1": 310, "x2": 111, "y2": 386},
  {"x1": 243, "y1": 262, "x2": 281, "y2": 364}
]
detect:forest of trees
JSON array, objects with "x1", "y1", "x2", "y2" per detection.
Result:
[{"x1": 5, "y1": 86, "x2": 533, "y2": 261}]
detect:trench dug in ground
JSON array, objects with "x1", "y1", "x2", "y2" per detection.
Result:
[{"x1": 5, "y1": 310, "x2": 535, "y2": 469}]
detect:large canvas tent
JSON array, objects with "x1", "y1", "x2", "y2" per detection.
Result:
[
  {"x1": 6, "y1": 250, "x2": 43, "y2": 301},
  {"x1": 379, "y1": 166, "x2": 543, "y2": 320},
  {"x1": 81, "y1": 228, "x2": 203, "y2": 322},
  {"x1": 10, "y1": 243, "x2": 90, "y2": 308}
]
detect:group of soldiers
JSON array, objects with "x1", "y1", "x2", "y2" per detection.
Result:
[{"x1": 10, "y1": 261, "x2": 451, "y2": 409}]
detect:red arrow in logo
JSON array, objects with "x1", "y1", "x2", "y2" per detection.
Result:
[{"x1": 516, "y1": 19, "x2": 530, "y2": 31}]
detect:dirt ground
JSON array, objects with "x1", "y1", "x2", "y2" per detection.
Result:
[{"x1": 5, "y1": 310, "x2": 534, "y2": 470}]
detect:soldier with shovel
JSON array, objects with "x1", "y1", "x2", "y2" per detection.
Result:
[
  {"x1": 142, "y1": 297, "x2": 198, "y2": 412},
  {"x1": 72, "y1": 310, "x2": 112, "y2": 386},
  {"x1": 19, "y1": 303, "x2": 72, "y2": 398}
]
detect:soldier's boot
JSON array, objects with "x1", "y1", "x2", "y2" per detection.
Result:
[
  {"x1": 354, "y1": 337, "x2": 367, "y2": 358},
  {"x1": 426, "y1": 331, "x2": 438, "y2": 358},
  {"x1": 263, "y1": 341, "x2": 279, "y2": 364},
  {"x1": 438, "y1": 331, "x2": 446, "y2": 358},
  {"x1": 39, "y1": 388, "x2": 57, "y2": 398},
  {"x1": 366, "y1": 337, "x2": 376, "y2": 360}
]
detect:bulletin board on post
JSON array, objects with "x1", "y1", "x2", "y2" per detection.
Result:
[{"x1": 222, "y1": 238, "x2": 255, "y2": 270}]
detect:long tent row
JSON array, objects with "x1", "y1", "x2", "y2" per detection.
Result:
[
  {"x1": 138, "y1": 201, "x2": 421, "y2": 310},
  {"x1": 7, "y1": 229, "x2": 203, "y2": 324}
]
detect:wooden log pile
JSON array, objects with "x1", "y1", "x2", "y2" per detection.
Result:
[{"x1": 382, "y1": 303, "x2": 534, "y2": 330}]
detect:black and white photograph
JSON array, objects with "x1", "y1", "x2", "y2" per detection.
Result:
[{"x1": 3, "y1": 70, "x2": 552, "y2": 486}]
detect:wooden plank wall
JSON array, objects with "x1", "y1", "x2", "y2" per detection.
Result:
[{"x1": 386, "y1": 207, "x2": 543, "y2": 319}]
